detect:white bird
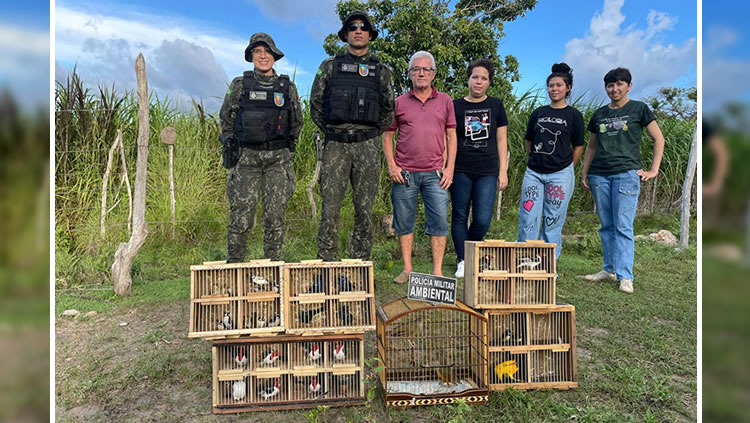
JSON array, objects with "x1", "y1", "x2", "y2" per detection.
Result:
[
  {"x1": 261, "y1": 349, "x2": 280, "y2": 366},
  {"x1": 251, "y1": 275, "x2": 269, "y2": 290},
  {"x1": 260, "y1": 379, "x2": 280, "y2": 400},
  {"x1": 517, "y1": 254, "x2": 542, "y2": 270},
  {"x1": 235, "y1": 346, "x2": 248, "y2": 367},
  {"x1": 308, "y1": 377, "x2": 321, "y2": 394},
  {"x1": 256, "y1": 315, "x2": 266, "y2": 328},
  {"x1": 232, "y1": 378, "x2": 246, "y2": 401},
  {"x1": 221, "y1": 311, "x2": 234, "y2": 330},
  {"x1": 307, "y1": 344, "x2": 321, "y2": 361},
  {"x1": 333, "y1": 342, "x2": 345, "y2": 361},
  {"x1": 267, "y1": 314, "x2": 281, "y2": 327}
]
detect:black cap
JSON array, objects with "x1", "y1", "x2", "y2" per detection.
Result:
[{"x1": 337, "y1": 11, "x2": 379, "y2": 43}]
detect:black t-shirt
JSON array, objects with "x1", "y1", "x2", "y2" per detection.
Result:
[
  {"x1": 525, "y1": 105, "x2": 585, "y2": 173},
  {"x1": 453, "y1": 97, "x2": 508, "y2": 176}
]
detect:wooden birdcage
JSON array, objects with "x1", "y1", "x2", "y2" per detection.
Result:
[
  {"x1": 189, "y1": 260, "x2": 285, "y2": 338},
  {"x1": 284, "y1": 259, "x2": 375, "y2": 334},
  {"x1": 485, "y1": 304, "x2": 577, "y2": 390},
  {"x1": 464, "y1": 240, "x2": 557, "y2": 308},
  {"x1": 212, "y1": 334, "x2": 365, "y2": 413},
  {"x1": 376, "y1": 298, "x2": 488, "y2": 408}
]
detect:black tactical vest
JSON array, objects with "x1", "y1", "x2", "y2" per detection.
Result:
[
  {"x1": 234, "y1": 72, "x2": 291, "y2": 148},
  {"x1": 322, "y1": 53, "x2": 381, "y2": 126}
]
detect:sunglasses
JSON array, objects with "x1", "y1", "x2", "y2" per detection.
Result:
[{"x1": 348, "y1": 22, "x2": 370, "y2": 32}]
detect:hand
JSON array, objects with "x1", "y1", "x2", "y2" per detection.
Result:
[
  {"x1": 388, "y1": 164, "x2": 405, "y2": 184},
  {"x1": 439, "y1": 168, "x2": 454, "y2": 190},
  {"x1": 703, "y1": 182, "x2": 723, "y2": 198},
  {"x1": 636, "y1": 168, "x2": 658, "y2": 181},
  {"x1": 581, "y1": 173, "x2": 590, "y2": 191},
  {"x1": 497, "y1": 172, "x2": 508, "y2": 191}
]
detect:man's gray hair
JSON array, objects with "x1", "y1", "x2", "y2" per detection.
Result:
[{"x1": 409, "y1": 51, "x2": 436, "y2": 69}]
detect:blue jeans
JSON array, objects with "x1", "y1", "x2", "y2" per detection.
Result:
[
  {"x1": 450, "y1": 173, "x2": 497, "y2": 261},
  {"x1": 391, "y1": 170, "x2": 450, "y2": 236},
  {"x1": 587, "y1": 170, "x2": 641, "y2": 281},
  {"x1": 517, "y1": 164, "x2": 575, "y2": 260}
]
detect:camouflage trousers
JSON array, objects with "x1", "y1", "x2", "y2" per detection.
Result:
[
  {"x1": 317, "y1": 137, "x2": 381, "y2": 261},
  {"x1": 227, "y1": 147, "x2": 296, "y2": 262}
]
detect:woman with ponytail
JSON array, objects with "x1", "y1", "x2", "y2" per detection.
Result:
[{"x1": 516, "y1": 63, "x2": 584, "y2": 262}]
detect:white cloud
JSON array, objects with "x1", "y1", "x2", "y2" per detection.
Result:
[
  {"x1": 55, "y1": 4, "x2": 308, "y2": 112},
  {"x1": 562, "y1": 0, "x2": 696, "y2": 102},
  {"x1": 703, "y1": 26, "x2": 750, "y2": 114},
  {"x1": 0, "y1": 23, "x2": 49, "y2": 109}
]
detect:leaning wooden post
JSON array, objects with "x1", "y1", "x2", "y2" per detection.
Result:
[
  {"x1": 112, "y1": 53, "x2": 150, "y2": 296},
  {"x1": 496, "y1": 150, "x2": 511, "y2": 220},
  {"x1": 679, "y1": 122, "x2": 698, "y2": 249},
  {"x1": 160, "y1": 126, "x2": 177, "y2": 237},
  {"x1": 101, "y1": 130, "x2": 122, "y2": 236}
]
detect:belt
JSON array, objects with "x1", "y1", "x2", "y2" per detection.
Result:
[
  {"x1": 325, "y1": 128, "x2": 379, "y2": 143},
  {"x1": 240, "y1": 139, "x2": 289, "y2": 151}
]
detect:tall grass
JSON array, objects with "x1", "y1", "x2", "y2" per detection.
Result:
[{"x1": 54, "y1": 71, "x2": 696, "y2": 284}]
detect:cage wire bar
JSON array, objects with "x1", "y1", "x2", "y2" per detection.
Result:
[{"x1": 377, "y1": 299, "x2": 489, "y2": 408}]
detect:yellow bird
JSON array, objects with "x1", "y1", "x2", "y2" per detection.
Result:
[{"x1": 495, "y1": 360, "x2": 519, "y2": 381}]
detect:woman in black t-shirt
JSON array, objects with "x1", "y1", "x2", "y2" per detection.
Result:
[
  {"x1": 516, "y1": 63, "x2": 584, "y2": 261},
  {"x1": 451, "y1": 59, "x2": 509, "y2": 278}
]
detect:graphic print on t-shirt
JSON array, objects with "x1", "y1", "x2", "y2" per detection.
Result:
[
  {"x1": 598, "y1": 115, "x2": 629, "y2": 135},
  {"x1": 463, "y1": 108, "x2": 491, "y2": 148},
  {"x1": 532, "y1": 116, "x2": 567, "y2": 155}
]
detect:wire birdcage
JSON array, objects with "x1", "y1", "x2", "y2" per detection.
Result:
[{"x1": 377, "y1": 299, "x2": 488, "y2": 408}]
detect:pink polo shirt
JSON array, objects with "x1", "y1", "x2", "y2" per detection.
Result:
[{"x1": 387, "y1": 87, "x2": 456, "y2": 172}]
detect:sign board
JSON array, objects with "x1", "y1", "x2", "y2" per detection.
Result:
[{"x1": 407, "y1": 272, "x2": 457, "y2": 305}]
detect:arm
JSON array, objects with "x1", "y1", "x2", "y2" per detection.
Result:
[
  {"x1": 525, "y1": 140, "x2": 532, "y2": 155},
  {"x1": 287, "y1": 81, "x2": 303, "y2": 151},
  {"x1": 383, "y1": 130, "x2": 404, "y2": 184},
  {"x1": 440, "y1": 127, "x2": 457, "y2": 190},
  {"x1": 580, "y1": 132, "x2": 598, "y2": 191},
  {"x1": 572, "y1": 145, "x2": 584, "y2": 167},
  {"x1": 378, "y1": 65, "x2": 396, "y2": 133},
  {"x1": 219, "y1": 78, "x2": 243, "y2": 136},
  {"x1": 310, "y1": 60, "x2": 329, "y2": 132},
  {"x1": 704, "y1": 135, "x2": 729, "y2": 197},
  {"x1": 636, "y1": 120, "x2": 665, "y2": 181},
  {"x1": 497, "y1": 126, "x2": 508, "y2": 191}
]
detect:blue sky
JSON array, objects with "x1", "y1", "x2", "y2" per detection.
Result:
[{"x1": 53, "y1": 0, "x2": 701, "y2": 113}]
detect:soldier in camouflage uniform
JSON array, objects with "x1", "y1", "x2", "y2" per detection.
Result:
[
  {"x1": 310, "y1": 11, "x2": 395, "y2": 261},
  {"x1": 219, "y1": 33, "x2": 303, "y2": 262}
]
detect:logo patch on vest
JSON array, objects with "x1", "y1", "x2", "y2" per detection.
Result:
[
  {"x1": 273, "y1": 92, "x2": 284, "y2": 107},
  {"x1": 358, "y1": 64, "x2": 369, "y2": 77},
  {"x1": 248, "y1": 91, "x2": 267, "y2": 100}
]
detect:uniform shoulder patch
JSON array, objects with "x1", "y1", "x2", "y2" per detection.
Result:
[{"x1": 226, "y1": 88, "x2": 232, "y2": 97}]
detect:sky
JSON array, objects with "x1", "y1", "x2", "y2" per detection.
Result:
[{"x1": 50, "y1": 0, "x2": 703, "y2": 114}]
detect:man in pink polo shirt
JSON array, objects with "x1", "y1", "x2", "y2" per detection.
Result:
[{"x1": 383, "y1": 50, "x2": 457, "y2": 284}]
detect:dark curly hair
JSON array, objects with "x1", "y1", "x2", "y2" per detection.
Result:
[
  {"x1": 467, "y1": 59, "x2": 495, "y2": 83},
  {"x1": 546, "y1": 63, "x2": 573, "y2": 98}
]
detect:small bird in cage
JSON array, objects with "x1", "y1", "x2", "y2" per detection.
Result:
[
  {"x1": 333, "y1": 342, "x2": 346, "y2": 361},
  {"x1": 495, "y1": 360, "x2": 519, "y2": 381},
  {"x1": 305, "y1": 343, "x2": 322, "y2": 361},
  {"x1": 501, "y1": 328, "x2": 523, "y2": 345},
  {"x1": 232, "y1": 377, "x2": 247, "y2": 401},
  {"x1": 217, "y1": 311, "x2": 234, "y2": 330},
  {"x1": 480, "y1": 255, "x2": 494, "y2": 271},
  {"x1": 270, "y1": 280, "x2": 280, "y2": 293},
  {"x1": 235, "y1": 346, "x2": 248, "y2": 367},
  {"x1": 267, "y1": 313, "x2": 281, "y2": 327},
  {"x1": 338, "y1": 274, "x2": 353, "y2": 292},
  {"x1": 210, "y1": 281, "x2": 224, "y2": 296},
  {"x1": 517, "y1": 253, "x2": 543, "y2": 270},
  {"x1": 261, "y1": 349, "x2": 280, "y2": 366},
  {"x1": 424, "y1": 360, "x2": 457, "y2": 387},
  {"x1": 258, "y1": 379, "x2": 280, "y2": 400},
  {"x1": 339, "y1": 305, "x2": 353, "y2": 325},
  {"x1": 308, "y1": 377, "x2": 322, "y2": 395},
  {"x1": 250, "y1": 274, "x2": 269, "y2": 291},
  {"x1": 255, "y1": 314, "x2": 266, "y2": 328},
  {"x1": 299, "y1": 306, "x2": 326, "y2": 324}
]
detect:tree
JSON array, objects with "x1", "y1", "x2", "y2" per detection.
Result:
[
  {"x1": 323, "y1": 0, "x2": 537, "y2": 101},
  {"x1": 646, "y1": 86, "x2": 697, "y2": 121}
]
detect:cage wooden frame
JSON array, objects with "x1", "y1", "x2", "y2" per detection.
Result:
[
  {"x1": 464, "y1": 240, "x2": 557, "y2": 309},
  {"x1": 484, "y1": 304, "x2": 577, "y2": 391},
  {"x1": 376, "y1": 298, "x2": 489, "y2": 408},
  {"x1": 283, "y1": 259, "x2": 375, "y2": 335},
  {"x1": 189, "y1": 260, "x2": 285, "y2": 338},
  {"x1": 212, "y1": 334, "x2": 366, "y2": 413}
]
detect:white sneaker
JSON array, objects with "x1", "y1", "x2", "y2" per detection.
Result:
[
  {"x1": 581, "y1": 270, "x2": 617, "y2": 281},
  {"x1": 619, "y1": 279, "x2": 634, "y2": 293},
  {"x1": 455, "y1": 260, "x2": 464, "y2": 278}
]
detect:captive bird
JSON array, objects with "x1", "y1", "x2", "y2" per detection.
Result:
[
  {"x1": 261, "y1": 349, "x2": 280, "y2": 366},
  {"x1": 423, "y1": 360, "x2": 457, "y2": 387},
  {"x1": 516, "y1": 254, "x2": 543, "y2": 270},
  {"x1": 267, "y1": 313, "x2": 281, "y2": 327},
  {"x1": 217, "y1": 311, "x2": 234, "y2": 330},
  {"x1": 235, "y1": 346, "x2": 248, "y2": 368},
  {"x1": 479, "y1": 255, "x2": 494, "y2": 271},
  {"x1": 305, "y1": 343, "x2": 322, "y2": 361},
  {"x1": 250, "y1": 274, "x2": 270, "y2": 291},
  {"x1": 495, "y1": 360, "x2": 520, "y2": 381},
  {"x1": 333, "y1": 342, "x2": 346, "y2": 361},
  {"x1": 308, "y1": 377, "x2": 321, "y2": 395},
  {"x1": 259, "y1": 379, "x2": 280, "y2": 400},
  {"x1": 232, "y1": 376, "x2": 247, "y2": 401}
]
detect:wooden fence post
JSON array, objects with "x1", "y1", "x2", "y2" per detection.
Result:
[
  {"x1": 679, "y1": 122, "x2": 698, "y2": 249},
  {"x1": 112, "y1": 53, "x2": 150, "y2": 296},
  {"x1": 160, "y1": 126, "x2": 177, "y2": 237}
]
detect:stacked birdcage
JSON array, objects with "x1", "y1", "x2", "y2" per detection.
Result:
[
  {"x1": 189, "y1": 258, "x2": 374, "y2": 413},
  {"x1": 462, "y1": 240, "x2": 578, "y2": 391},
  {"x1": 376, "y1": 298, "x2": 489, "y2": 408}
]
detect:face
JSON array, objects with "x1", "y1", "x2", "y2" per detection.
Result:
[
  {"x1": 547, "y1": 76, "x2": 570, "y2": 102},
  {"x1": 346, "y1": 19, "x2": 371, "y2": 49},
  {"x1": 468, "y1": 66, "x2": 490, "y2": 97},
  {"x1": 409, "y1": 57, "x2": 436, "y2": 90},
  {"x1": 605, "y1": 80, "x2": 631, "y2": 102},
  {"x1": 251, "y1": 44, "x2": 275, "y2": 75}
]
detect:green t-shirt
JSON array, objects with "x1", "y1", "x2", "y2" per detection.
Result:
[{"x1": 586, "y1": 100, "x2": 655, "y2": 175}]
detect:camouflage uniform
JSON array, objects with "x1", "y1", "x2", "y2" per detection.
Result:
[
  {"x1": 220, "y1": 33, "x2": 303, "y2": 262},
  {"x1": 310, "y1": 49, "x2": 395, "y2": 261}
]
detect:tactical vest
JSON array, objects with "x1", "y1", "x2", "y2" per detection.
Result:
[
  {"x1": 323, "y1": 53, "x2": 381, "y2": 127},
  {"x1": 234, "y1": 72, "x2": 292, "y2": 149}
]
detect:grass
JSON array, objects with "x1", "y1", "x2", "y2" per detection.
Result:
[{"x1": 55, "y1": 211, "x2": 697, "y2": 422}]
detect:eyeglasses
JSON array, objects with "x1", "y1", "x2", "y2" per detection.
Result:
[
  {"x1": 409, "y1": 66, "x2": 436, "y2": 74},
  {"x1": 251, "y1": 47, "x2": 271, "y2": 56},
  {"x1": 348, "y1": 22, "x2": 370, "y2": 32}
]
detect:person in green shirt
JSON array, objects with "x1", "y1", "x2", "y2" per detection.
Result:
[{"x1": 580, "y1": 67, "x2": 665, "y2": 294}]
